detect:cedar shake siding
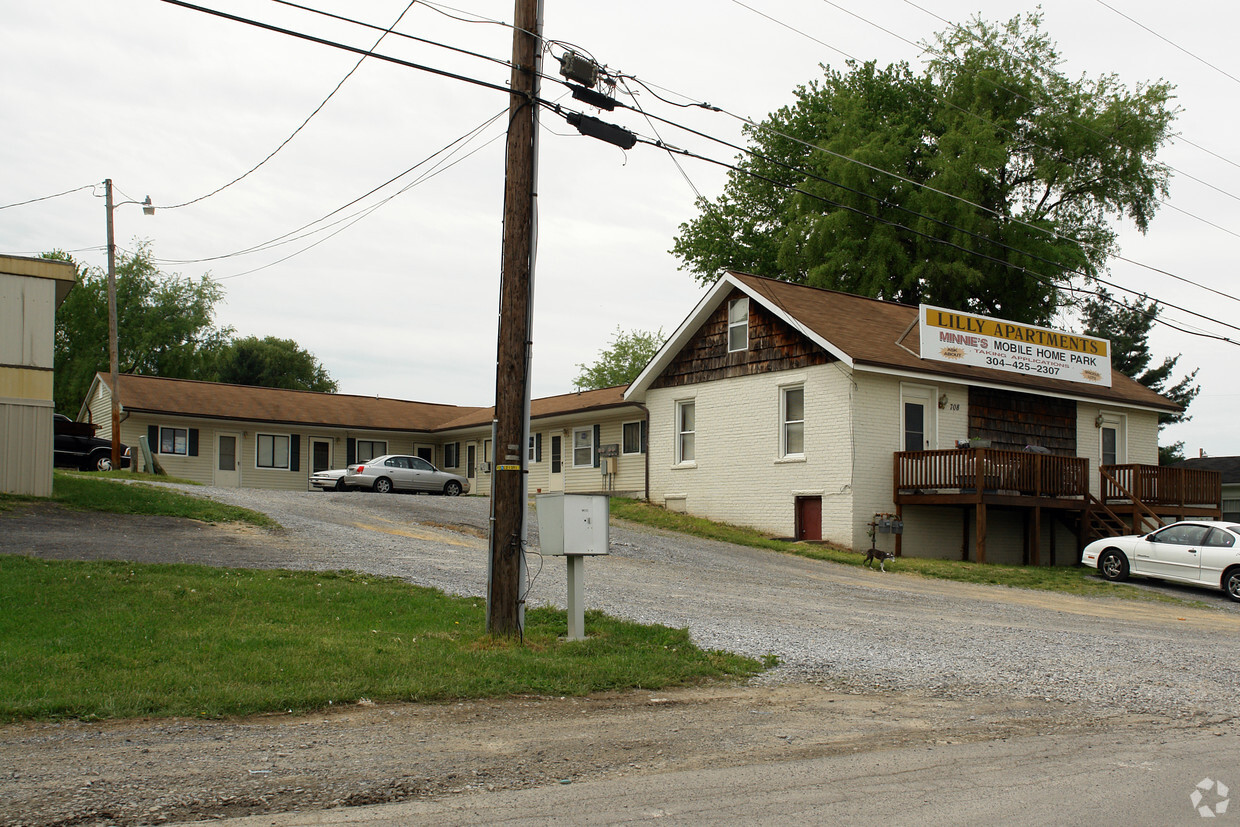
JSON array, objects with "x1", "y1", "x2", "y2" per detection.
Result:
[{"x1": 651, "y1": 289, "x2": 833, "y2": 390}]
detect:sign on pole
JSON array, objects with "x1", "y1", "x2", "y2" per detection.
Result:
[{"x1": 919, "y1": 305, "x2": 1111, "y2": 388}]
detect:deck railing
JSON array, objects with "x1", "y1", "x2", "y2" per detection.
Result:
[
  {"x1": 1101, "y1": 464, "x2": 1222, "y2": 508},
  {"x1": 894, "y1": 448, "x2": 1089, "y2": 498}
]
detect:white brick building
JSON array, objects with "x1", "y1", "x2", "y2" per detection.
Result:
[{"x1": 626, "y1": 273, "x2": 1217, "y2": 565}]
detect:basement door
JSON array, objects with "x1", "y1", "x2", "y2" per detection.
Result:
[{"x1": 795, "y1": 496, "x2": 822, "y2": 541}]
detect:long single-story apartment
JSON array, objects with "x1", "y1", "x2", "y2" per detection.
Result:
[
  {"x1": 80, "y1": 374, "x2": 648, "y2": 498},
  {"x1": 623, "y1": 272, "x2": 1221, "y2": 565}
]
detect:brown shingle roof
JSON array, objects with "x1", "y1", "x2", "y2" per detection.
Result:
[
  {"x1": 107, "y1": 375, "x2": 640, "y2": 433},
  {"x1": 434, "y1": 385, "x2": 637, "y2": 430},
  {"x1": 730, "y1": 272, "x2": 1180, "y2": 412}
]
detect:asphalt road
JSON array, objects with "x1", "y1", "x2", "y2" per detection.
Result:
[{"x1": 204, "y1": 724, "x2": 1240, "y2": 826}]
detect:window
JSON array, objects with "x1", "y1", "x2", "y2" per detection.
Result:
[
  {"x1": 527, "y1": 433, "x2": 542, "y2": 462},
  {"x1": 444, "y1": 442, "x2": 460, "y2": 468},
  {"x1": 622, "y1": 421, "x2": 646, "y2": 455},
  {"x1": 257, "y1": 434, "x2": 290, "y2": 469},
  {"x1": 904, "y1": 402, "x2": 925, "y2": 452},
  {"x1": 728, "y1": 297, "x2": 749, "y2": 352},
  {"x1": 1205, "y1": 528, "x2": 1236, "y2": 548},
  {"x1": 159, "y1": 427, "x2": 188, "y2": 455},
  {"x1": 782, "y1": 386, "x2": 805, "y2": 457},
  {"x1": 572, "y1": 427, "x2": 594, "y2": 468},
  {"x1": 410, "y1": 457, "x2": 434, "y2": 472},
  {"x1": 1101, "y1": 427, "x2": 1118, "y2": 467},
  {"x1": 384, "y1": 456, "x2": 411, "y2": 469},
  {"x1": 676, "y1": 400, "x2": 695, "y2": 463},
  {"x1": 355, "y1": 440, "x2": 386, "y2": 463}
]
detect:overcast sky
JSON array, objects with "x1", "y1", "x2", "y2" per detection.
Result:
[{"x1": 4, "y1": 0, "x2": 1238, "y2": 455}]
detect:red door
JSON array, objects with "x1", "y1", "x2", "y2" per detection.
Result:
[{"x1": 796, "y1": 496, "x2": 822, "y2": 541}]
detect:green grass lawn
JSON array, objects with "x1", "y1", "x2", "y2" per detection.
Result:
[
  {"x1": 609, "y1": 497, "x2": 1175, "y2": 601},
  {"x1": 0, "y1": 557, "x2": 764, "y2": 722},
  {"x1": 0, "y1": 472, "x2": 276, "y2": 528}
]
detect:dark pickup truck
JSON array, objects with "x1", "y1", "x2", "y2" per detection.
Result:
[{"x1": 53, "y1": 413, "x2": 131, "y2": 471}]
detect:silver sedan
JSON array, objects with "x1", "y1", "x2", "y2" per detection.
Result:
[{"x1": 343, "y1": 454, "x2": 470, "y2": 496}]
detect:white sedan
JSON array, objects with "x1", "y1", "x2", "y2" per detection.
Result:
[{"x1": 1081, "y1": 520, "x2": 1240, "y2": 602}]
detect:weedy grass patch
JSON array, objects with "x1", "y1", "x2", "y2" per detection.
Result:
[{"x1": 0, "y1": 557, "x2": 763, "y2": 722}]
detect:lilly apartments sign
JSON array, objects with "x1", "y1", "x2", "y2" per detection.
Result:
[{"x1": 919, "y1": 305, "x2": 1111, "y2": 388}]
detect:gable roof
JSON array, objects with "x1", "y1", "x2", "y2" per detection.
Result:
[
  {"x1": 1175, "y1": 456, "x2": 1240, "y2": 485},
  {"x1": 627, "y1": 272, "x2": 1179, "y2": 413},
  {"x1": 91, "y1": 374, "x2": 639, "y2": 434}
]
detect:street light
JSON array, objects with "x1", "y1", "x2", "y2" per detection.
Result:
[{"x1": 103, "y1": 179, "x2": 153, "y2": 470}]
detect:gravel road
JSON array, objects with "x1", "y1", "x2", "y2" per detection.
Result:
[
  {"x1": 4, "y1": 484, "x2": 1240, "y2": 826},
  {"x1": 14, "y1": 482, "x2": 1235, "y2": 718}
]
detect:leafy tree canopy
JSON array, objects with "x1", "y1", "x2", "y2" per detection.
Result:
[
  {"x1": 673, "y1": 12, "x2": 1177, "y2": 326},
  {"x1": 1080, "y1": 287, "x2": 1199, "y2": 464},
  {"x1": 573, "y1": 327, "x2": 665, "y2": 391},
  {"x1": 50, "y1": 244, "x2": 232, "y2": 415},
  {"x1": 211, "y1": 335, "x2": 338, "y2": 393},
  {"x1": 50, "y1": 244, "x2": 338, "y2": 414}
]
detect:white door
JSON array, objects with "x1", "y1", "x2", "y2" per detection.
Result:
[{"x1": 216, "y1": 432, "x2": 241, "y2": 487}]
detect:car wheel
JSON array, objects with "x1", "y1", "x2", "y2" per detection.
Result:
[
  {"x1": 1098, "y1": 549, "x2": 1129, "y2": 582},
  {"x1": 444, "y1": 480, "x2": 462, "y2": 497},
  {"x1": 1224, "y1": 568, "x2": 1240, "y2": 603},
  {"x1": 86, "y1": 452, "x2": 114, "y2": 472},
  {"x1": 373, "y1": 477, "x2": 393, "y2": 494},
  {"x1": 333, "y1": 478, "x2": 345, "y2": 492}
]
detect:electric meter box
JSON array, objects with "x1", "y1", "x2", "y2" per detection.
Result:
[{"x1": 535, "y1": 493, "x2": 610, "y2": 556}]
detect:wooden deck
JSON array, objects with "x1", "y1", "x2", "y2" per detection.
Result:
[{"x1": 892, "y1": 448, "x2": 1222, "y2": 564}]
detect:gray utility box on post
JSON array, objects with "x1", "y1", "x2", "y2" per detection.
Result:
[{"x1": 535, "y1": 494, "x2": 609, "y2": 641}]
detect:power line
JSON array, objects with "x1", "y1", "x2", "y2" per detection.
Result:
[
  {"x1": 1091, "y1": 0, "x2": 1240, "y2": 88},
  {"x1": 885, "y1": 0, "x2": 1240, "y2": 188},
  {"x1": 0, "y1": 183, "x2": 97, "y2": 211},
  {"x1": 157, "y1": 0, "x2": 419, "y2": 210},
  {"x1": 267, "y1": 0, "x2": 512, "y2": 69},
  {"x1": 155, "y1": 108, "x2": 507, "y2": 266},
  {"x1": 620, "y1": 128, "x2": 1236, "y2": 347},
  {"x1": 598, "y1": 101, "x2": 1240, "y2": 340},
  {"x1": 156, "y1": 0, "x2": 515, "y2": 97}
]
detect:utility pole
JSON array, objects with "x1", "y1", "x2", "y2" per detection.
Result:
[
  {"x1": 488, "y1": 0, "x2": 542, "y2": 636},
  {"x1": 104, "y1": 178, "x2": 122, "y2": 471}
]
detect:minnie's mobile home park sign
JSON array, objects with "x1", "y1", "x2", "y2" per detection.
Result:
[{"x1": 919, "y1": 305, "x2": 1111, "y2": 388}]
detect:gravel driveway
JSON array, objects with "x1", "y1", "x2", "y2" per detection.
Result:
[
  {"x1": 5, "y1": 484, "x2": 1240, "y2": 826},
  {"x1": 23, "y1": 482, "x2": 1234, "y2": 720}
]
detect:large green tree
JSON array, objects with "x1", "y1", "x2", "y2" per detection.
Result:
[
  {"x1": 211, "y1": 335, "x2": 338, "y2": 393},
  {"x1": 573, "y1": 327, "x2": 665, "y2": 391},
  {"x1": 1079, "y1": 288, "x2": 1199, "y2": 464},
  {"x1": 51, "y1": 244, "x2": 339, "y2": 414},
  {"x1": 673, "y1": 12, "x2": 1177, "y2": 325},
  {"x1": 50, "y1": 244, "x2": 232, "y2": 415}
]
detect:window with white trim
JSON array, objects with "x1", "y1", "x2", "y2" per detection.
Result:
[
  {"x1": 622, "y1": 421, "x2": 646, "y2": 455},
  {"x1": 443, "y1": 442, "x2": 460, "y2": 468},
  {"x1": 676, "y1": 400, "x2": 695, "y2": 463},
  {"x1": 257, "y1": 433, "x2": 290, "y2": 469},
  {"x1": 781, "y1": 386, "x2": 805, "y2": 457},
  {"x1": 728, "y1": 297, "x2": 749, "y2": 352},
  {"x1": 355, "y1": 440, "x2": 386, "y2": 463},
  {"x1": 572, "y1": 427, "x2": 594, "y2": 468},
  {"x1": 159, "y1": 427, "x2": 188, "y2": 455}
]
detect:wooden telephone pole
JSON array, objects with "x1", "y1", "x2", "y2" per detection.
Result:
[{"x1": 488, "y1": 0, "x2": 542, "y2": 636}]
